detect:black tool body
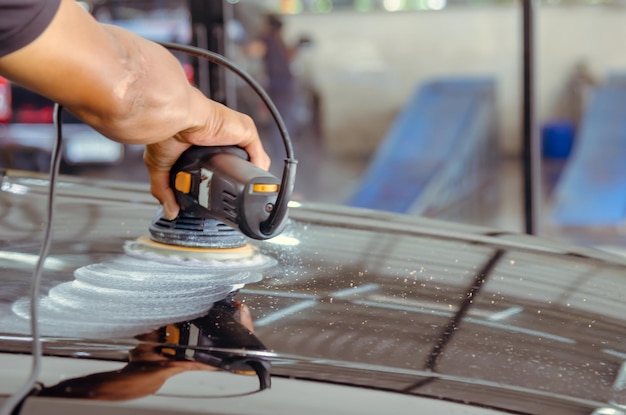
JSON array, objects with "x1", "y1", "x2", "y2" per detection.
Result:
[{"x1": 170, "y1": 145, "x2": 285, "y2": 240}]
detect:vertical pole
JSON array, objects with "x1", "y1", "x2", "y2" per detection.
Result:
[
  {"x1": 190, "y1": 0, "x2": 226, "y2": 104},
  {"x1": 522, "y1": 0, "x2": 541, "y2": 235},
  {"x1": 223, "y1": 2, "x2": 239, "y2": 108}
]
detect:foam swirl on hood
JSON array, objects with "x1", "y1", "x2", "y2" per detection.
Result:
[{"x1": 2, "y1": 241, "x2": 276, "y2": 339}]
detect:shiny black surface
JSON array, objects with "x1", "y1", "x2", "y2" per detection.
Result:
[{"x1": 1, "y1": 170, "x2": 625, "y2": 414}]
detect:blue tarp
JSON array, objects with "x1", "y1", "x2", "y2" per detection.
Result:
[
  {"x1": 347, "y1": 77, "x2": 496, "y2": 214},
  {"x1": 551, "y1": 83, "x2": 626, "y2": 226}
]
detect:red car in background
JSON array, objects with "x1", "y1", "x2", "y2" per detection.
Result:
[{"x1": 0, "y1": 76, "x2": 11, "y2": 123}]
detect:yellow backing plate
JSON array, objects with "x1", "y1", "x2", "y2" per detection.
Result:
[{"x1": 133, "y1": 235, "x2": 256, "y2": 261}]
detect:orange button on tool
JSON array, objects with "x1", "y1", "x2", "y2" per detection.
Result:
[
  {"x1": 253, "y1": 184, "x2": 279, "y2": 193},
  {"x1": 175, "y1": 171, "x2": 192, "y2": 194},
  {"x1": 160, "y1": 324, "x2": 181, "y2": 356}
]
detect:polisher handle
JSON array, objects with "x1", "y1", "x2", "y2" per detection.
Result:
[{"x1": 170, "y1": 145, "x2": 287, "y2": 240}]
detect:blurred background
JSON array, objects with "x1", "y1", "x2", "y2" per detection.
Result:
[{"x1": 1, "y1": 0, "x2": 625, "y2": 253}]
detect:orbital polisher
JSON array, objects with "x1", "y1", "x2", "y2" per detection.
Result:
[
  {"x1": 128, "y1": 144, "x2": 295, "y2": 262},
  {"x1": 128, "y1": 43, "x2": 298, "y2": 263}
]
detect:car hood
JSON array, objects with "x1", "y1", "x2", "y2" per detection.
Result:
[{"x1": 1, "y1": 170, "x2": 625, "y2": 414}]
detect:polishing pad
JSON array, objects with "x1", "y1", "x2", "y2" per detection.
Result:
[
  {"x1": 124, "y1": 236, "x2": 276, "y2": 270},
  {"x1": 129, "y1": 235, "x2": 256, "y2": 261},
  {"x1": 149, "y1": 211, "x2": 248, "y2": 249}
]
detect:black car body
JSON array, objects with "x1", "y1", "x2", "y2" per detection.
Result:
[{"x1": 0, "y1": 169, "x2": 625, "y2": 415}]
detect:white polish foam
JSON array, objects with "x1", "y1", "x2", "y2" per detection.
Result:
[{"x1": 2, "y1": 241, "x2": 276, "y2": 339}]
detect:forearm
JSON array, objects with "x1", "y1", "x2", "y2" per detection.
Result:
[
  {"x1": 78, "y1": 24, "x2": 199, "y2": 145},
  {"x1": 0, "y1": 0, "x2": 269, "y2": 217},
  {"x1": 0, "y1": 0, "x2": 196, "y2": 145}
]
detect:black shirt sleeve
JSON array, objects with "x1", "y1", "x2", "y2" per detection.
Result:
[{"x1": 0, "y1": 0, "x2": 62, "y2": 57}]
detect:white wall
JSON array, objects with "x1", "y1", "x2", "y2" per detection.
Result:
[{"x1": 281, "y1": 6, "x2": 626, "y2": 157}]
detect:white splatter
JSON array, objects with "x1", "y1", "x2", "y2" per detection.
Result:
[{"x1": 2, "y1": 244, "x2": 276, "y2": 339}]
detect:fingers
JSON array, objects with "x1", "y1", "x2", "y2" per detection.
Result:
[
  {"x1": 230, "y1": 111, "x2": 271, "y2": 171},
  {"x1": 242, "y1": 132, "x2": 271, "y2": 171},
  {"x1": 143, "y1": 139, "x2": 191, "y2": 220},
  {"x1": 143, "y1": 91, "x2": 271, "y2": 218},
  {"x1": 186, "y1": 91, "x2": 271, "y2": 171}
]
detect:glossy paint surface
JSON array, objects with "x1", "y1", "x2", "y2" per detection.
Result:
[{"x1": 1, "y1": 171, "x2": 625, "y2": 414}]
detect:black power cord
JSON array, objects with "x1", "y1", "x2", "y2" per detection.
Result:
[{"x1": 0, "y1": 103, "x2": 63, "y2": 415}]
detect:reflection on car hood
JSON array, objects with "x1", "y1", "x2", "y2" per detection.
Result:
[{"x1": 1, "y1": 170, "x2": 625, "y2": 415}]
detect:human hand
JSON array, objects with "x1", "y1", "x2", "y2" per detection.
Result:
[
  {"x1": 143, "y1": 89, "x2": 270, "y2": 220},
  {"x1": 0, "y1": 0, "x2": 269, "y2": 221}
]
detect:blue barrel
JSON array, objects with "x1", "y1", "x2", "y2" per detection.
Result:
[{"x1": 541, "y1": 121, "x2": 575, "y2": 159}]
